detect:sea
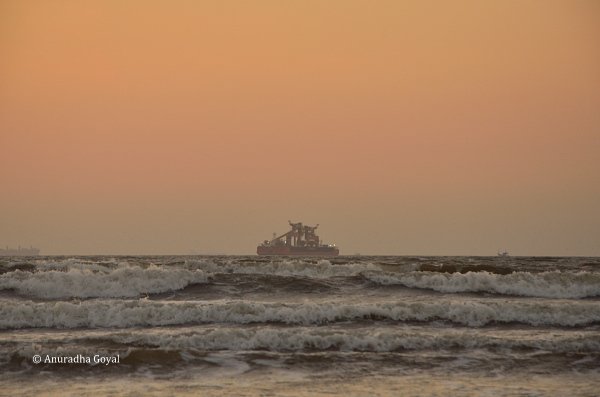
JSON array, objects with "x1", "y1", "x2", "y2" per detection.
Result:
[{"x1": 0, "y1": 255, "x2": 599, "y2": 396}]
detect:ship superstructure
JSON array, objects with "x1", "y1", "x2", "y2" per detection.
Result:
[{"x1": 257, "y1": 221, "x2": 339, "y2": 256}]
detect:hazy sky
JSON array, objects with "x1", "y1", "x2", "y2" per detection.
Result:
[{"x1": 1, "y1": 0, "x2": 599, "y2": 255}]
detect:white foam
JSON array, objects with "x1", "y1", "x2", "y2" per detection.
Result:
[
  {"x1": 7, "y1": 258, "x2": 599, "y2": 300},
  {"x1": 107, "y1": 327, "x2": 600, "y2": 353},
  {"x1": 186, "y1": 259, "x2": 600, "y2": 299},
  {"x1": 363, "y1": 270, "x2": 600, "y2": 299},
  {"x1": 185, "y1": 259, "x2": 381, "y2": 279},
  {"x1": 1, "y1": 298, "x2": 599, "y2": 329},
  {"x1": 0, "y1": 265, "x2": 209, "y2": 299},
  {"x1": 34, "y1": 258, "x2": 119, "y2": 273}
]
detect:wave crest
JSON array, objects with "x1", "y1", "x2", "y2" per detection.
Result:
[
  {"x1": 1, "y1": 298, "x2": 598, "y2": 329},
  {"x1": 185, "y1": 259, "x2": 381, "y2": 279},
  {"x1": 0, "y1": 265, "x2": 209, "y2": 299},
  {"x1": 364, "y1": 270, "x2": 600, "y2": 299},
  {"x1": 110, "y1": 327, "x2": 600, "y2": 353}
]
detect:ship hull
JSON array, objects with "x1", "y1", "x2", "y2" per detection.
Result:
[
  {"x1": 257, "y1": 246, "x2": 339, "y2": 257},
  {"x1": 0, "y1": 249, "x2": 40, "y2": 257}
]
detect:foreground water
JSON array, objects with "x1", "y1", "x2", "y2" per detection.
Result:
[{"x1": 1, "y1": 255, "x2": 599, "y2": 396}]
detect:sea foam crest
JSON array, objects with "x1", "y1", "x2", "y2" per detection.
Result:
[
  {"x1": 363, "y1": 270, "x2": 600, "y2": 299},
  {"x1": 34, "y1": 258, "x2": 119, "y2": 272},
  {"x1": 0, "y1": 265, "x2": 209, "y2": 299},
  {"x1": 1, "y1": 298, "x2": 599, "y2": 329},
  {"x1": 108, "y1": 327, "x2": 600, "y2": 353},
  {"x1": 185, "y1": 259, "x2": 381, "y2": 278}
]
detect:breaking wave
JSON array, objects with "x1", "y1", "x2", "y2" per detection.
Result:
[
  {"x1": 6, "y1": 327, "x2": 599, "y2": 359},
  {"x1": 363, "y1": 270, "x2": 600, "y2": 299},
  {"x1": 1, "y1": 298, "x2": 599, "y2": 329},
  {"x1": 185, "y1": 259, "x2": 600, "y2": 299},
  {"x1": 94, "y1": 327, "x2": 600, "y2": 353},
  {"x1": 185, "y1": 259, "x2": 382, "y2": 278},
  {"x1": 2, "y1": 258, "x2": 598, "y2": 300},
  {"x1": 0, "y1": 265, "x2": 209, "y2": 299}
]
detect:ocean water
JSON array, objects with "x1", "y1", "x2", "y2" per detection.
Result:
[{"x1": 1, "y1": 255, "x2": 599, "y2": 396}]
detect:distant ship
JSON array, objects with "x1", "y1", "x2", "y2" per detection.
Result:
[
  {"x1": 0, "y1": 246, "x2": 40, "y2": 256},
  {"x1": 257, "y1": 221, "x2": 339, "y2": 256},
  {"x1": 497, "y1": 250, "x2": 509, "y2": 257}
]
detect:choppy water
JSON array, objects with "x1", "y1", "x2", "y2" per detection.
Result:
[{"x1": 1, "y1": 255, "x2": 599, "y2": 396}]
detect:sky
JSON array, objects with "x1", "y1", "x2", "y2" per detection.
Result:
[{"x1": 1, "y1": 0, "x2": 599, "y2": 256}]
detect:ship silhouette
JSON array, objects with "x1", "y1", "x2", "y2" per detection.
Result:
[
  {"x1": 257, "y1": 221, "x2": 339, "y2": 256},
  {"x1": 0, "y1": 246, "x2": 40, "y2": 256}
]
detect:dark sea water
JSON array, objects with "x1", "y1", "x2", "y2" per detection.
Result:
[{"x1": 1, "y1": 255, "x2": 599, "y2": 396}]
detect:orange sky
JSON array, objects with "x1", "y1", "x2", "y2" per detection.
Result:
[{"x1": 1, "y1": 0, "x2": 599, "y2": 255}]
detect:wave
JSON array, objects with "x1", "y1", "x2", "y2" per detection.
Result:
[
  {"x1": 363, "y1": 271, "x2": 600, "y2": 299},
  {"x1": 3, "y1": 258, "x2": 599, "y2": 300},
  {"x1": 35, "y1": 258, "x2": 121, "y2": 272},
  {"x1": 185, "y1": 259, "x2": 383, "y2": 279},
  {"x1": 90, "y1": 327, "x2": 600, "y2": 353},
  {"x1": 418, "y1": 263, "x2": 514, "y2": 275},
  {"x1": 1, "y1": 298, "x2": 599, "y2": 329},
  {"x1": 187, "y1": 260, "x2": 600, "y2": 299},
  {"x1": 0, "y1": 265, "x2": 209, "y2": 299},
  {"x1": 6, "y1": 328, "x2": 599, "y2": 361}
]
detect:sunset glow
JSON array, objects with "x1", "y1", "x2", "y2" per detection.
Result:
[{"x1": 1, "y1": 1, "x2": 599, "y2": 255}]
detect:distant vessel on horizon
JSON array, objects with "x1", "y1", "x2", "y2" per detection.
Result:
[
  {"x1": 497, "y1": 250, "x2": 509, "y2": 257},
  {"x1": 257, "y1": 221, "x2": 339, "y2": 256},
  {"x1": 0, "y1": 246, "x2": 40, "y2": 256}
]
